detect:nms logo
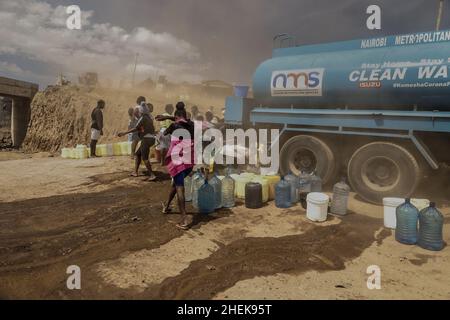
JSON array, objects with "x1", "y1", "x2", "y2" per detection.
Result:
[{"x1": 271, "y1": 68, "x2": 324, "y2": 97}]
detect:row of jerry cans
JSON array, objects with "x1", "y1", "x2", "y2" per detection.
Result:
[
  {"x1": 395, "y1": 199, "x2": 444, "y2": 251},
  {"x1": 61, "y1": 142, "x2": 132, "y2": 159},
  {"x1": 61, "y1": 145, "x2": 91, "y2": 159}
]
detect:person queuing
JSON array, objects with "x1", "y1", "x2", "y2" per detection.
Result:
[
  {"x1": 127, "y1": 107, "x2": 139, "y2": 160},
  {"x1": 204, "y1": 111, "x2": 215, "y2": 129},
  {"x1": 191, "y1": 105, "x2": 199, "y2": 119},
  {"x1": 118, "y1": 104, "x2": 157, "y2": 181},
  {"x1": 90, "y1": 99, "x2": 105, "y2": 157},
  {"x1": 156, "y1": 104, "x2": 174, "y2": 165},
  {"x1": 160, "y1": 108, "x2": 195, "y2": 230}
]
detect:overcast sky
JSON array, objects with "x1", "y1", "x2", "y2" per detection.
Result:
[{"x1": 0, "y1": 0, "x2": 446, "y2": 88}]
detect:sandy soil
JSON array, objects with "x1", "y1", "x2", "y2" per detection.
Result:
[{"x1": 0, "y1": 154, "x2": 449, "y2": 300}]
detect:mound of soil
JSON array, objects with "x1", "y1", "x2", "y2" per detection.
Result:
[
  {"x1": 23, "y1": 86, "x2": 103, "y2": 153},
  {"x1": 23, "y1": 85, "x2": 224, "y2": 153}
]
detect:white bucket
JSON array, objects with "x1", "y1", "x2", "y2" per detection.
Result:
[
  {"x1": 306, "y1": 192, "x2": 330, "y2": 222},
  {"x1": 382, "y1": 197, "x2": 404, "y2": 229}
]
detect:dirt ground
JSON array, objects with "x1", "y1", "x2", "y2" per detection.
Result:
[{"x1": 0, "y1": 152, "x2": 449, "y2": 300}]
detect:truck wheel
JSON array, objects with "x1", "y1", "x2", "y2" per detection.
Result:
[
  {"x1": 347, "y1": 142, "x2": 421, "y2": 204},
  {"x1": 280, "y1": 135, "x2": 335, "y2": 184}
]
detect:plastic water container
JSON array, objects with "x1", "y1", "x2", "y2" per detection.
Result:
[
  {"x1": 184, "y1": 175, "x2": 193, "y2": 202},
  {"x1": 395, "y1": 199, "x2": 419, "y2": 245},
  {"x1": 298, "y1": 171, "x2": 312, "y2": 209},
  {"x1": 330, "y1": 178, "x2": 351, "y2": 216},
  {"x1": 298, "y1": 171, "x2": 312, "y2": 193},
  {"x1": 306, "y1": 193, "x2": 330, "y2": 222},
  {"x1": 284, "y1": 171, "x2": 299, "y2": 204},
  {"x1": 96, "y1": 144, "x2": 107, "y2": 157},
  {"x1": 119, "y1": 142, "x2": 128, "y2": 156},
  {"x1": 383, "y1": 197, "x2": 404, "y2": 229},
  {"x1": 251, "y1": 176, "x2": 269, "y2": 203},
  {"x1": 61, "y1": 148, "x2": 71, "y2": 159},
  {"x1": 263, "y1": 175, "x2": 281, "y2": 200},
  {"x1": 236, "y1": 176, "x2": 253, "y2": 199},
  {"x1": 234, "y1": 85, "x2": 249, "y2": 98},
  {"x1": 77, "y1": 145, "x2": 88, "y2": 159},
  {"x1": 411, "y1": 199, "x2": 431, "y2": 211},
  {"x1": 106, "y1": 144, "x2": 114, "y2": 157},
  {"x1": 208, "y1": 173, "x2": 223, "y2": 209},
  {"x1": 191, "y1": 170, "x2": 204, "y2": 209},
  {"x1": 240, "y1": 172, "x2": 256, "y2": 179},
  {"x1": 384, "y1": 198, "x2": 429, "y2": 228},
  {"x1": 198, "y1": 181, "x2": 215, "y2": 214},
  {"x1": 418, "y1": 202, "x2": 444, "y2": 251},
  {"x1": 230, "y1": 174, "x2": 240, "y2": 180},
  {"x1": 275, "y1": 178, "x2": 291, "y2": 208},
  {"x1": 310, "y1": 171, "x2": 323, "y2": 192},
  {"x1": 245, "y1": 182, "x2": 263, "y2": 209},
  {"x1": 113, "y1": 143, "x2": 122, "y2": 156},
  {"x1": 126, "y1": 141, "x2": 132, "y2": 155},
  {"x1": 222, "y1": 170, "x2": 236, "y2": 208},
  {"x1": 69, "y1": 148, "x2": 77, "y2": 159}
]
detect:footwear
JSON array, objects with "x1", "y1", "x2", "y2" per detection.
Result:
[
  {"x1": 147, "y1": 173, "x2": 157, "y2": 181},
  {"x1": 176, "y1": 223, "x2": 189, "y2": 230},
  {"x1": 161, "y1": 202, "x2": 172, "y2": 214}
]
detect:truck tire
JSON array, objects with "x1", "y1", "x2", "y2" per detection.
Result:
[
  {"x1": 347, "y1": 142, "x2": 421, "y2": 204},
  {"x1": 280, "y1": 135, "x2": 335, "y2": 184}
]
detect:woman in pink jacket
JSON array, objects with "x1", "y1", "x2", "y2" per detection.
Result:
[{"x1": 160, "y1": 108, "x2": 195, "y2": 230}]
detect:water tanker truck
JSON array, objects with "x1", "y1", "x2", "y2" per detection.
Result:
[{"x1": 224, "y1": 30, "x2": 450, "y2": 204}]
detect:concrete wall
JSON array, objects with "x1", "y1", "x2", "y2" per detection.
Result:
[
  {"x1": 11, "y1": 97, "x2": 31, "y2": 147},
  {"x1": 0, "y1": 77, "x2": 38, "y2": 148},
  {"x1": 0, "y1": 97, "x2": 12, "y2": 129}
]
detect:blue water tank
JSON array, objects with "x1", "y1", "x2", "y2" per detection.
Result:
[{"x1": 253, "y1": 30, "x2": 450, "y2": 109}]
